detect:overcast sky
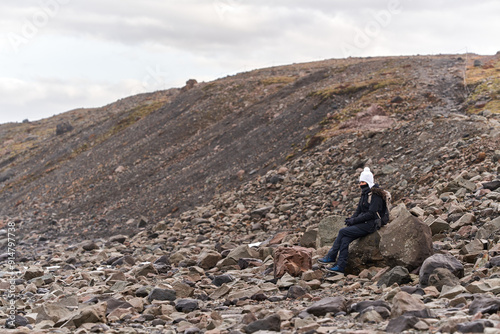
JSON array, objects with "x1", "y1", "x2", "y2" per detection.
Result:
[{"x1": 1, "y1": 0, "x2": 499, "y2": 124}]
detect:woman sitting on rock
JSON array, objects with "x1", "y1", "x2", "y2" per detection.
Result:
[{"x1": 318, "y1": 167, "x2": 386, "y2": 274}]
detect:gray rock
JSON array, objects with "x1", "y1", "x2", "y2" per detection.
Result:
[
  {"x1": 428, "y1": 267, "x2": 461, "y2": 291},
  {"x1": 135, "y1": 286, "x2": 150, "y2": 297},
  {"x1": 286, "y1": 285, "x2": 307, "y2": 299},
  {"x1": 251, "y1": 206, "x2": 274, "y2": 218},
  {"x1": 300, "y1": 229, "x2": 317, "y2": 248},
  {"x1": 347, "y1": 231, "x2": 384, "y2": 274},
  {"x1": 175, "y1": 299, "x2": 199, "y2": 313},
  {"x1": 429, "y1": 218, "x2": 450, "y2": 235},
  {"x1": 0, "y1": 169, "x2": 15, "y2": 183},
  {"x1": 243, "y1": 314, "x2": 281, "y2": 333},
  {"x1": 305, "y1": 296, "x2": 347, "y2": 316},
  {"x1": 316, "y1": 215, "x2": 345, "y2": 248},
  {"x1": 419, "y1": 253, "x2": 464, "y2": 287},
  {"x1": 108, "y1": 235, "x2": 127, "y2": 244},
  {"x1": 386, "y1": 315, "x2": 419, "y2": 333},
  {"x1": 6, "y1": 315, "x2": 29, "y2": 329},
  {"x1": 457, "y1": 320, "x2": 496, "y2": 333},
  {"x1": 349, "y1": 300, "x2": 391, "y2": 314},
  {"x1": 379, "y1": 206, "x2": 433, "y2": 271},
  {"x1": 81, "y1": 241, "x2": 99, "y2": 251},
  {"x1": 147, "y1": 288, "x2": 176, "y2": 302},
  {"x1": 469, "y1": 295, "x2": 500, "y2": 315},
  {"x1": 377, "y1": 266, "x2": 412, "y2": 287},
  {"x1": 197, "y1": 250, "x2": 222, "y2": 269},
  {"x1": 56, "y1": 122, "x2": 74, "y2": 135},
  {"x1": 482, "y1": 180, "x2": 500, "y2": 191},
  {"x1": 212, "y1": 274, "x2": 234, "y2": 287}
]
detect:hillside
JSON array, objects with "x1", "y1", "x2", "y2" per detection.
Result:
[
  {"x1": 1, "y1": 53, "x2": 498, "y2": 241},
  {"x1": 0, "y1": 53, "x2": 499, "y2": 333}
]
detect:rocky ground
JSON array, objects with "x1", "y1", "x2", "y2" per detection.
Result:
[{"x1": 0, "y1": 53, "x2": 500, "y2": 333}]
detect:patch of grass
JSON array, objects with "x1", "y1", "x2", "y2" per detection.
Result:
[
  {"x1": 260, "y1": 76, "x2": 297, "y2": 86},
  {"x1": 465, "y1": 57, "x2": 500, "y2": 114},
  {"x1": 303, "y1": 136, "x2": 324, "y2": 151},
  {"x1": 111, "y1": 101, "x2": 164, "y2": 136},
  {"x1": 202, "y1": 82, "x2": 217, "y2": 92},
  {"x1": 310, "y1": 79, "x2": 399, "y2": 100}
]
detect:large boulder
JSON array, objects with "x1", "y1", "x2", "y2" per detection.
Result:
[
  {"x1": 316, "y1": 215, "x2": 346, "y2": 248},
  {"x1": 346, "y1": 231, "x2": 384, "y2": 274},
  {"x1": 379, "y1": 204, "x2": 433, "y2": 271},
  {"x1": 419, "y1": 253, "x2": 464, "y2": 287},
  {"x1": 347, "y1": 204, "x2": 433, "y2": 273},
  {"x1": 274, "y1": 246, "x2": 313, "y2": 278}
]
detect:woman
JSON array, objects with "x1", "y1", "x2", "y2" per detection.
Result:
[{"x1": 318, "y1": 167, "x2": 385, "y2": 274}]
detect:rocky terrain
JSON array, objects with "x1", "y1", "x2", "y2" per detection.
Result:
[{"x1": 0, "y1": 53, "x2": 499, "y2": 333}]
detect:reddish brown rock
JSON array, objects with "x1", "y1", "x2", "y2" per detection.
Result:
[{"x1": 274, "y1": 246, "x2": 313, "y2": 278}]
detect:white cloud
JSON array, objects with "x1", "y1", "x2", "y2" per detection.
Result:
[{"x1": 0, "y1": 76, "x2": 143, "y2": 123}]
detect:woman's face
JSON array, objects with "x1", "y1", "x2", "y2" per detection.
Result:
[{"x1": 359, "y1": 181, "x2": 368, "y2": 188}]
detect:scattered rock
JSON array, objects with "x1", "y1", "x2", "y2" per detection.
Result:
[
  {"x1": 56, "y1": 121, "x2": 73, "y2": 135},
  {"x1": 1, "y1": 54, "x2": 500, "y2": 334},
  {"x1": 377, "y1": 266, "x2": 412, "y2": 287},
  {"x1": 305, "y1": 296, "x2": 347, "y2": 316},
  {"x1": 175, "y1": 299, "x2": 199, "y2": 313},
  {"x1": 243, "y1": 314, "x2": 281, "y2": 333},
  {"x1": 274, "y1": 246, "x2": 313, "y2": 278},
  {"x1": 419, "y1": 253, "x2": 464, "y2": 287},
  {"x1": 147, "y1": 288, "x2": 176, "y2": 302}
]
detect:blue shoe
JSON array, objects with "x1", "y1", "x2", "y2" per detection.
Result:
[
  {"x1": 317, "y1": 257, "x2": 335, "y2": 264},
  {"x1": 326, "y1": 265, "x2": 344, "y2": 274}
]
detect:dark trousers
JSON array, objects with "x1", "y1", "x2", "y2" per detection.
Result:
[{"x1": 325, "y1": 224, "x2": 372, "y2": 270}]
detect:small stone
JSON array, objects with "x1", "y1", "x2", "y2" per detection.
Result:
[
  {"x1": 24, "y1": 266, "x2": 44, "y2": 280},
  {"x1": 148, "y1": 288, "x2": 176, "y2": 302},
  {"x1": 81, "y1": 240, "x2": 99, "y2": 251},
  {"x1": 244, "y1": 314, "x2": 281, "y2": 333},
  {"x1": 175, "y1": 299, "x2": 199, "y2": 313}
]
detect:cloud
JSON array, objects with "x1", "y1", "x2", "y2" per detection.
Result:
[{"x1": 0, "y1": 76, "x2": 143, "y2": 123}]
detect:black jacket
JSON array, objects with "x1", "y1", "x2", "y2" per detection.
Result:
[{"x1": 350, "y1": 185, "x2": 385, "y2": 232}]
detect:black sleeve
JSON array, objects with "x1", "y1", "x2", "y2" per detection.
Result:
[{"x1": 351, "y1": 193, "x2": 384, "y2": 224}]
